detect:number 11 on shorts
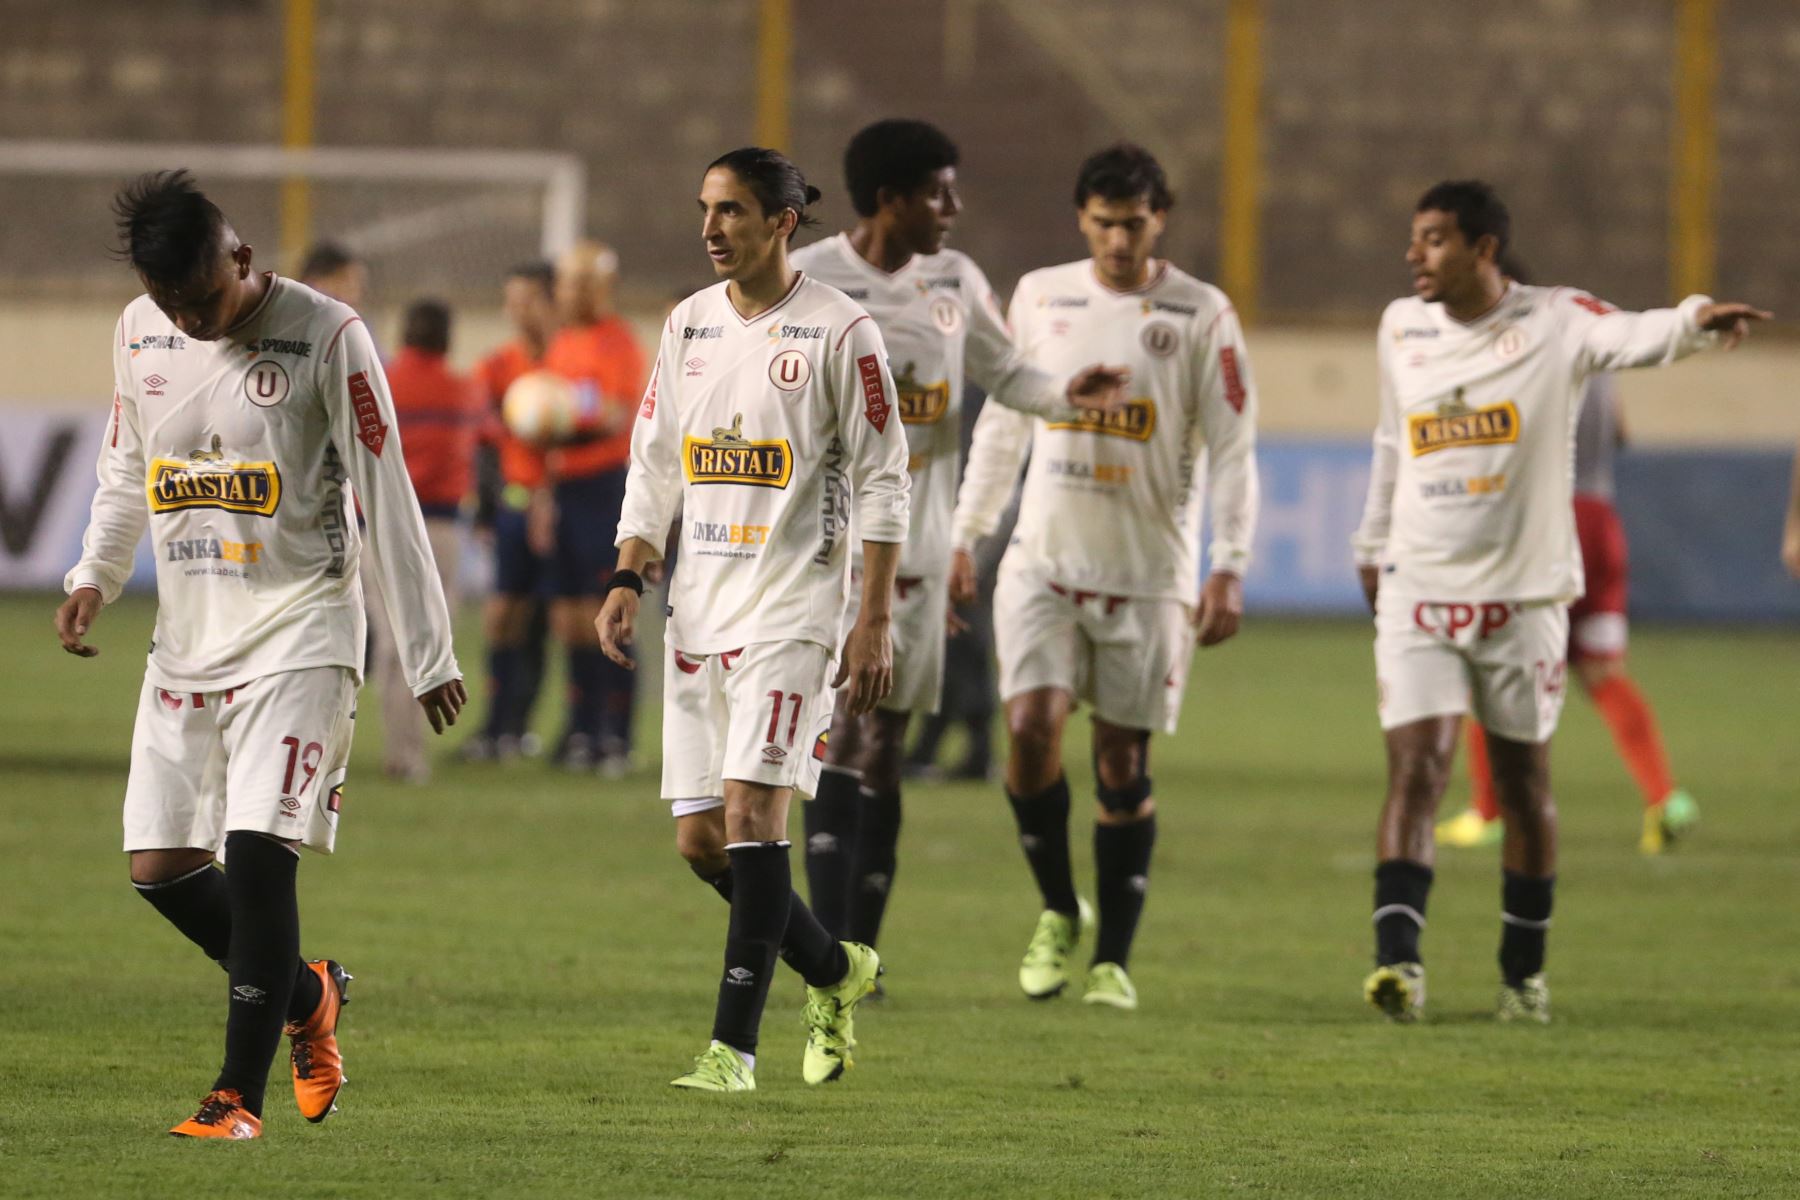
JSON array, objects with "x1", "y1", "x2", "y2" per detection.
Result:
[{"x1": 765, "y1": 691, "x2": 803, "y2": 747}]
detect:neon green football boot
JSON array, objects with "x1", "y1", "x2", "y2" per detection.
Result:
[
  {"x1": 1436, "y1": 806, "x2": 1502, "y2": 848},
  {"x1": 801, "y1": 941, "x2": 881, "y2": 1085},
  {"x1": 1018, "y1": 897, "x2": 1094, "y2": 999},
  {"x1": 670, "y1": 1042, "x2": 755, "y2": 1092},
  {"x1": 1081, "y1": 962, "x2": 1138, "y2": 1010},
  {"x1": 1364, "y1": 962, "x2": 1426, "y2": 1023},
  {"x1": 1496, "y1": 974, "x2": 1551, "y2": 1024},
  {"x1": 1642, "y1": 788, "x2": 1700, "y2": 854}
]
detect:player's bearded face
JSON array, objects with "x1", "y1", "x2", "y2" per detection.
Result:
[
  {"x1": 1407, "y1": 210, "x2": 1487, "y2": 305},
  {"x1": 892, "y1": 167, "x2": 961, "y2": 256},
  {"x1": 1078, "y1": 196, "x2": 1166, "y2": 290},
  {"x1": 699, "y1": 168, "x2": 789, "y2": 282},
  {"x1": 142, "y1": 242, "x2": 255, "y2": 342}
]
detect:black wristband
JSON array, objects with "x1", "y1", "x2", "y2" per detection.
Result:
[{"x1": 605, "y1": 569, "x2": 645, "y2": 597}]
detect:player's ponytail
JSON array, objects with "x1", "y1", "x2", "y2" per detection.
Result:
[{"x1": 707, "y1": 147, "x2": 820, "y2": 241}]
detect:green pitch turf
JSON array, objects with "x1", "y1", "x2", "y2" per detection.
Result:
[{"x1": 3, "y1": 593, "x2": 1797, "y2": 1198}]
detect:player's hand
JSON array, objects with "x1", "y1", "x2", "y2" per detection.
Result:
[
  {"x1": 1357, "y1": 565, "x2": 1380, "y2": 614},
  {"x1": 948, "y1": 548, "x2": 978, "y2": 606},
  {"x1": 1695, "y1": 301, "x2": 1772, "y2": 350},
  {"x1": 1067, "y1": 364, "x2": 1132, "y2": 413},
  {"x1": 642, "y1": 559, "x2": 666, "y2": 586},
  {"x1": 1783, "y1": 510, "x2": 1800, "y2": 579},
  {"x1": 526, "y1": 488, "x2": 557, "y2": 558},
  {"x1": 834, "y1": 614, "x2": 893, "y2": 716},
  {"x1": 417, "y1": 678, "x2": 468, "y2": 734},
  {"x1": 1193, "y1": 571, "x2": 1243, "y2": 648},
  {"x1": 945, "y1": 605, "x2": 971, "y2": 637},
  {"x1": 596, "y1": 588, "x2": 640, "y2": 670},
  {"x1": 55, "y1": 587, "x2": 103, "y2": 658}
]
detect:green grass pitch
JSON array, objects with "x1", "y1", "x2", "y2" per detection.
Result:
[{"x1": 3, "y1": 592, "x2": 1797, "y2": 1198}]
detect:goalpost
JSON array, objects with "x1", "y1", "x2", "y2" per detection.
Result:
[{"x1": 0, "y1": 140, "x2": 587, "y2": 302}]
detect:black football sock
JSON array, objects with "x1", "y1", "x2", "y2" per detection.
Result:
[
  {"x1": 1373, "y1": 859, "x2": 1434, "y2": 966},
  {"x1": 214, "y1": 832, "x2": 304, "y2": 1117},
  {"x1": 135, "y1": 861, "x2": 322, "y2": 1020},
  {"x1": 1007, "y1": 776, "x2": 1079, "y2": 917},
  {"x1": 846, "y1": 786, "x2": 902, "y2": 949},
  {"x1": 709, "y1": 842, "x2": 791, "y2": 1056},
  {"x1": 1092, "y1": 816, "x2": 1156, "y2": 969},
  {"x1": 1498, "y1": 870, "x2": 1555, "y2": 985},
  {"x1": 514, "y1": 606, "x2": 551, "y2": 738},
  {"x1": 135, "y1": 861, "x2": 232, "y2": 965},
  {"x1": 802, "y1": 767, "x2": 861, "y2": 938},
  {"x1": 482, "y1": 643, "x2": 523, "y2": 740},
  {"x1": 597, "y1": 652, "x2": 636, "y2": 755},
  {"x1": 287, "y1": 958, "x2": 324, "y2": 1024},
  {"x1": 696, "y1": 867, "x2": 848, "y2": 989},
  {"x1": 566, "y1": 648, "x2": 608, "y2": 741}
]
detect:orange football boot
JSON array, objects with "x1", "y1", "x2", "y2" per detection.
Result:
[
  {"x1": 169, "y1": 1089, "x2": 262, "y2": 1139},
  {"x1": 286, "y1": 959, "x2": 352, "y2": 1122}
]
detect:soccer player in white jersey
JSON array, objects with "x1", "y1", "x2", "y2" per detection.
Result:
[
  {"x1": 1351, "y1": 180, "x2": 1767, "y2": 1025},
  {"x1": 597, "y1": 148, "x2": 910, "y2": 1092},
  {"x1": 951, "y1": 144, "x2": 1261, "y2": 1010},
  {"x1": 790, "y1": 119, "x2": 1128, "y2": 958},
  {"x1": 54, "y1": 172, "x2": 465, "y2": 1138}
]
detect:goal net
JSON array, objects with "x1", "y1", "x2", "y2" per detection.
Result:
[{"x1": 0, "y1": 140, "x2": 586, "y2": 306}]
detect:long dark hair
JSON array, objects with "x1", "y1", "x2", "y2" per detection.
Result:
[{"x1": 707, "y1": 147, "x2": 821, "y2": 240}]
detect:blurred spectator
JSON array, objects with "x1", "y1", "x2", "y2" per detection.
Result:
[
  {"x1": 541, "y1": 240, "x2": 648, "y2": 774},
  {"x1": 467, "y1": 261, "x2": 559, "y2": 760},
  {"x1": 365, "y1": 298, "x2": 480, "y2": 782},
  {"x1": 297, "y1": 241, "x2": 369, "y2": 311}
]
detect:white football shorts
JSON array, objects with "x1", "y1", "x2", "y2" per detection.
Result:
[
  {"x1": 123, "y1": 667, "x2": 357, "y2": 855},
  {"x1": 661, "y1": 638, "x2": 834, "y2": 817},
  {"x1": 993, "y1": 561, "x2": 1196, "y2": 735},
  {"x1": 1374, "y1": 594, "x2": 1569, "y2": 744},
  {"x1": 839, "y1": 567, "x2": 947, "y2": 716}
]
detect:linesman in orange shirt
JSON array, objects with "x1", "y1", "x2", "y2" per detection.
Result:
[
  {"x1": 365, "y1": 299, "x2": 480, "y2": 781},
  {"x1": 540, "y1": 241, "x2": 648, "y2": 772},
  {"x1": 470, "y1": 261, "x2": 558, "y2": 759}
]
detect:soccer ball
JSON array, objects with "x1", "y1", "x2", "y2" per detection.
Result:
[{"x1": 502, "y1": 370, "x2": 578, "y2": 443}]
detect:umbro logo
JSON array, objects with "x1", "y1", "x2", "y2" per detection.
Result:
[
  {"x1": 807, "y1": 832, "x2": 839, "y2": 854},
  {"x1": 232, "y1": 984, "x2": 267, "y2": 1003},
  {"x1": 1020, "y1": 834, "x2": 1041, "y2": 851},
  {"x1": 726, "y1": 967, "x2": 755, "y2": 987},
  {"x1": 144, "y1": 374, "x2": 168, "y2": 395},
  {"x1": 762, "y1": 745, "x2": 787, "y2": 763},
  {"x1": 1129, "y1": 874, "x2": 1149, "y2": 894},
  {"x1": 685, "y1": 357, "x2": 706, "y2": 376}
]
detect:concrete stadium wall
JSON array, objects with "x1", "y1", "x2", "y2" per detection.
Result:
[{"x1": 3, "y1": 1, "x2": 1799, "y2": 322}]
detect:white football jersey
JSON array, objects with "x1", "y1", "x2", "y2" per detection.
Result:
[
  {"x1": 791, "y1": 233, "x2": 1079, "y2": 578},
  {"x1": 1352, "y1": 285, "x2": 1717, "y2": 603},
  {"x1": 615, "y1": 273, "x2": 911, "y2": 654},
  {"x1": 952, "y1": 259, "x2": 1261, "y2": 606},
  {"x1": 67, "y1": 276, "x2": 461, "y2": 695}
]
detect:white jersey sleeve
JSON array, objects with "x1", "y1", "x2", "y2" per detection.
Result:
[
  {"x1": 1556, "y1": 289, "x2": 1717, "y2": 375},
  {"x1": 960, "y1": 258, "x2": 1075, "y2": 421},
  {"x1": 66, "y1": 319, "x2": 152, "y2": 603},
  {"x1": 616, "y1": 320, "x2": 684, "y2": 549},
  {"x1": 321, "y1": 319, "x2": 461, "y2": 696},
  {"x1": 1192, "y1": 303, "x2": 1260, "y2": 576},
  {"x1": 832, "y1": 314, "x2": 911, "y2": 544},
  {"x1": 951, "y1": 400, "x2": 1033, "y2": 553},
  {"x1": 1352, "y1": 304, "x2": 1403, "y2": 568}
]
